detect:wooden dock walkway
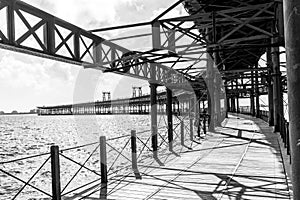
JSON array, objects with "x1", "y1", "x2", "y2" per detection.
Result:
[{"x1": 73, "y1": 114, "x2": 292, "y2": 200}]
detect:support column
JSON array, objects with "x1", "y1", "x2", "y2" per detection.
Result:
[
  {"x1": 267, "y1": 48, "x2": 274, "y2": 125},
  {"x1": 236, "y1": 80, "x2": 240, "y2": 113},
  {"x1": 236, "y1": 96, "x2": 240, "y2": 113},
  {"x1": 150, "y1": 20, "x2": 161, "y2": 158},
  {"x1": 214, "y1": 52, "x2": 221, "y2": 126},
  {"x1": 251, "y1": 70, "x2": 255, "y2": 116},
  {"x1": 207, "y1": 54, "x2": 215, "y2": 132},
  {"x1": 150, "y1": 83, "x2": 158, "y2": 158},
  {"x1": 226, "y1": 96, "x2": 230, "y2": 114},
  {"x1": 195, "y1": 94, "x2": 201, "y2": 137},
  {"x1": 231, "y1": 97, "x2": 236, "y2": 112},
  {"x1": 283, "y1": 0, "x2": 300, "y2": 198},
  {"x1": 166, "y1": 88, "x2": 173, "y2": 151},
  {"x1": 255, "y1": 63, "x2": 260, "y2": 118},
  {"x1": 272, "y1": 35, "x2": 283, "y2": 132}
]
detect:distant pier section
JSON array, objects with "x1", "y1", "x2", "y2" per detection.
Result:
[{"x1": 37, "y1": 91, "x2": 194, "y2": 115}]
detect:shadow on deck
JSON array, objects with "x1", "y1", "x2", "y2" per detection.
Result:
[{"x1": 67, "y1": 113, "x2": 292, "y2": 200}]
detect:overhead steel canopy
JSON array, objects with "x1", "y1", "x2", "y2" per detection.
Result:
[
  {"x1": 182, "y1": 0, "x2": 276, "y2": 71},
  {"x1": 0, "y1": 0, "x2": 284, "y2": 92}
]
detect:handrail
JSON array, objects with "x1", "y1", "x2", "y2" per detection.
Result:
[
  {"x1": 0, "y1": 155, "x2": 53, "y2": 199},
  {"x1": 1, "y1": 103, "x2": 206, "y2": 199},
  {"x1": 236, "y1": 102, "x2": 291, "y2": 164}
]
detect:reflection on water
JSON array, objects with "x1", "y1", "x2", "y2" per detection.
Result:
[{"x1": 0, "y1": 114, "x2": 152, "y2": 199}]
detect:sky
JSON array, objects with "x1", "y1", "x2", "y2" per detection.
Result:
[{"x1": 0, "y1": 0, "x2": 186, "y2": 112}]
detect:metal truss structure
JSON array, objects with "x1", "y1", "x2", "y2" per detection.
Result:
[
  {"x1": 0, "y1": 0, "x2": 287, "y2": 93},
  {"x1": 2, "y1": 0, "x2": 300, "y2": 198},
  {"x1": 0, "y1": 0, "x2": 187, "y2": 86}
]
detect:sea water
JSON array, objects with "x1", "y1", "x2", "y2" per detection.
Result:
[{"x1": 0, "y1": 114, "x2": 166, "y2": 199}]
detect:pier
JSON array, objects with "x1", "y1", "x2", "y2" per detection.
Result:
[
  {"x1": 37, "y1": 91, "x2": 195, "y2": 116},
  {"x1": 0, "y1": 113, "x2": 291, "y2": 199},
  {"x1": 1, "y1": 0, "x2": 300, "y2": 199}
]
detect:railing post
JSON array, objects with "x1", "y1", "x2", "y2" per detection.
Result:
[
  {"x1": 131, "y1": 130, "x2": 138, "y2": 170},
  {"x1": 51, "y1": 146, "x2": 61, "y2": 200},
  {"x1": 100, "y1": 136, "x2": 107, "y2": 184},
  {"x1": 181, "y1": 121, "x2": 184, "y2": 146}
]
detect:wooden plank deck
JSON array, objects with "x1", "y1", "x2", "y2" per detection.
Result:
[{"x1": 72, "y1": 114, "x2": 292, "y2": 200}]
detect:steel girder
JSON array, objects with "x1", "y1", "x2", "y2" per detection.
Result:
[{"x1": 0, "y1": 0, "x2": 190, "y2": 86}]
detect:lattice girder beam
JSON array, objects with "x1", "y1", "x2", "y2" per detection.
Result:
[{"x1": 0, "y1": 0, "x2": 189, "y2": 85}]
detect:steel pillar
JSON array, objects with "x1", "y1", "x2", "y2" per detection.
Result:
[
  {"x1": 255, "y1": 63, "x2": 260, "y2": 118},
  {"x1": 225, "y1": 93, "x2": 229, "y2": 118},
  {"x1": 235, "y1": 80, "x2": 240, "y2": 113},
  {"x1": 150, "y1": 83, "x2": 158, "y2": 158},
  {"x1": 236, "y1": 96, "x2": 240, "y2": 113},
  {"x1": 231, "y1": 97, "x2": 236, "y2": 112},
  {"x1": 272, "y1": 35, "x2": 284, "y2": 132},
  {"x1": 207, "y1": 54, "x2": 215, "y2": 131},
  {"x1": 283, "y1": 0, "x2": 300, "y2": 198},
  {"x1": 267, "y1": 48, "x2": 274, "y2": 126},
  {"x1": 196, "y1": 95, "x2": 201, "y2": 137},
  {"x1": 250, "y1": 90, "x2": 255, "y2": 116},
  {"x1": 214, "y1": 52, "x2": 221, "y2": 126},
  {"x1": 150, "y1": 20, "x2": 161, "y2": 158},
  {"x1": 166, "y1": 88, "x2": 173, "y2": 151},
  {"x1": 250, "y1": 71, "x2": 256, "y2": 116}
]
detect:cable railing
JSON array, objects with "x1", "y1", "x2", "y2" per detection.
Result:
[{"x1": 0, "y1": 113, "x2": 208, "y2": 199}]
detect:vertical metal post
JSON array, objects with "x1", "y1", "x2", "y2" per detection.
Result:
[
  {"x1": 180, "y1": 121, "x2": 184, "y2": 146},
  {"x1": 250, "y1": 90, "x2": 255, "y2": 116},
  {"x1": 250, "y1": 70, "x2": 255, "y2": 116},
  {"x1": 224, "y1": 89, "x2": 229, "y2": 118},
  {"x1": 214, "y1": 52, "x2": 221, "y2": 125},
  {"x1": 272, "y1": 35, "x2": 283, "y2": 132},
  {"x1": 283, "y1": 0, "x2": 300, "y2": 198},
  {"x1": 207, "y1": 54, "x2": 215, "y2": 131},
  {"x1": 51, "y1": 146, "x2": 61, "y2": 200},
  {"x1": 100, "y1": 136, "x2": 107, "y2": 184},
  {"x1": 255, "y1": 63, "x2": 260, "y2": 118},
  {"x1": 93, "y1": 40, "x2": 102, "y2": 65},
  {"x1": 236, "y1": 96, "x2": 240, "y2": 113},
  {"x1": 203, "y1": 100, "x2": 207, "y2": 135},
  {"x1": 44, "y1": 18, "x2": 55, "y2": 55},
  {"x1": 227, "y1": 97, "x2": 230, "y2": 112},
  {"x1": 131, "y1": 130, "x2": 138, "y2": 170},
  {"x1": 7, "y1": 0, "x2": 15, "y2": 44},
  {"x1": 73, "y1": 32, "x2": 80, "y2": 61},
  {"x1": 266, "y1": 46, "x2": 275, "y2": 125},
  {"x1": 195, "y1": 96, "x2": 201, "y2": 137},
  {"x1": 166, "y1": 88, "x2": 173, "y2": 151},
  {"x1": 150, "y1": 83, "x2": 158, "y2": 158},
  {"x1": 231, "y1": 95, "x2": 236, "y2": 113},
  {"x1": 151, "y1": 21, "x2": 160, "y2": 158},
  {"x1": 236, "y1": 80, "x2": 240, "y2": 113},
  {"x1": 189, "y1": 97, "x2": 194, "y2": 141}
]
